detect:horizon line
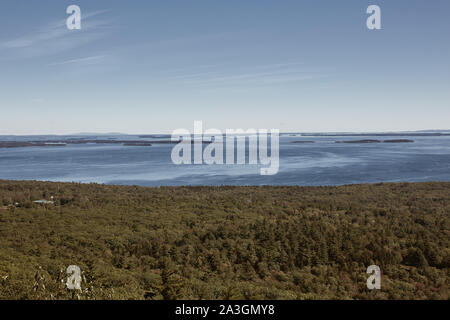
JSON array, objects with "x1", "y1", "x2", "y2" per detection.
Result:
[{"x1": 0, "y1": 129, "x2": 449, "y2": 136}]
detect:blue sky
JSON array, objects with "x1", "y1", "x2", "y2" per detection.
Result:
[{"x1": 0, "y1": 0, "x2": 449, "y2": 134}]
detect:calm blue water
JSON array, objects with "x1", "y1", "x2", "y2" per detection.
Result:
[{"x1": 0, "y1": 134, "x2": 449, "y2": 186}]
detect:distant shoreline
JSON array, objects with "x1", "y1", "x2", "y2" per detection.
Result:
[
  {"x1": 1, "y1": 178, "x2": 450, "y2": 189},
  {"x1": 1, "y1": 134, "x2": 443, "y2": 148},
  {"x1": 335, "y1": 139, "x2": 414, "y2": 144},
  {"x1": 0, "y1": 139, "x2": 177, "y2": 149},
  {"x1": 0, "y1": 130, "x2": 449, "y2": 138}
]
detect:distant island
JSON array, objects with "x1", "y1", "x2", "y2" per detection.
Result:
[
  {"x1": 4, "y1": 131, "x2": 448, "y2": 149},
  {"x1": 335, "y1": 139, "x2": 414, "y2": 144},
  {"x1": 0, "y1": 139, "x2": 172, "y2": 149},
  {"x1": 291, "y1": 140, "x2": 315, "y2": 144},
  {"x1": 0, "y1": 139, "x2": 218, "y2": 149},
  {"x1": 122, "y1": 142, "x2": 153, "y2": 147},
  {"x1": 383, "y1": 139, "x2": 415, "y2": 143},
  {"x1": 0, "y1": 138, "x2": 418, "y2": 148},
  {"x1": 292, "y1": 132, "x2": 450, "y2": 137},
  {"x1": 0, "y1": 142, "x2": 67, "y2": 148}
]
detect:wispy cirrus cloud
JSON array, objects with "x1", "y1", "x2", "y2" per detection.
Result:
[
  {"x1": 166, "y1": 63, "x2": 330, "y2": 88},
  {"x1": 0, "y1": 10, "x2": 112, "y2": 60},
  {"x1": 48, "y1": 55, "x2": 106, "y2": 66}
]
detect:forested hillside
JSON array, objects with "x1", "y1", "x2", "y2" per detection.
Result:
[{"x1": 0, "y1": 180, "x2": 448, "y2": 299}]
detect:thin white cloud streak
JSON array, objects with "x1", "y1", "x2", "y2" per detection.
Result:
[
  {"x1": 30, "y1": 98, "x2": 45, "y2": 103},
  {"x1": 2, "y1": 10, "x2": 109, "y2": 49},
  {"x1": 168, "y1": 69, "x2": 330, "y2": 88},
  {"x1": 167, "y1": 71, "x2": 220, "y2": 80},
  {"x1": 252, "y1": 62, "x2": 307, "y2": 70},
  {"x1": 160, "y1": 60, "x2": 328, "y2": 88},
  {"x1": 0, "y1": 10, "x2": 112, "y2": 60},
  {"x1": 165, "y1": 62, "x2": 310, "y2": 80},
  {"x1": 101, "y1": 29, "x2": 257, "y2": 68},
  {"x1": 48, "y1": 55, "x2": 106, "y2": 66},
  {"x1": 144, "y1": 29, "x2": 255, "y2": 50}
]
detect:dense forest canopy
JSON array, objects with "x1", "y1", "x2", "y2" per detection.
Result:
[{"x1": 0, "y1": 180, "x2": 448, "y2": 299}]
